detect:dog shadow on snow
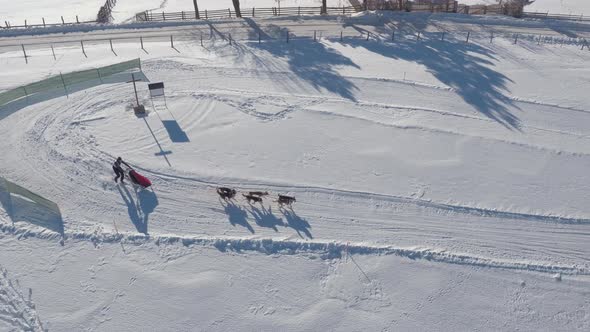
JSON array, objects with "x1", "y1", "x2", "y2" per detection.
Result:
[
  {"x1": 221, "y1": 200, "x2": 255, "y2": 234},
  {"x1": 221, "y1": 200, "x2": 312, "y2": 239},
  {"x1": 117, "y1": 185, "x2": 158, "y2": 235}
]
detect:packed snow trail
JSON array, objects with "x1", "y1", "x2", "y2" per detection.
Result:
[
  {"x1": 1, "y1": 59, "x2": 589, "y2": 271},
  {"x1": 0, "y1": 16, "x2": 589, "y2": 276},
  {"x1": 0, "y1": 13, "x2": 589, "y2": 331}
]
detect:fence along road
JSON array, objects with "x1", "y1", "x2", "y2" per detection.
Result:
[{"x1": 0, "y1": 14, "x2": 589, "y2": 53}]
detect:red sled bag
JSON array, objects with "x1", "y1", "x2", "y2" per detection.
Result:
[{"x1": 128, "y1": 169, "x2": 152, "y2": 188}]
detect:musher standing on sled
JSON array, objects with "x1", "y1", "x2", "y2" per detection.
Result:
[{"x1": 113, "y1": 157, "x2": 130, "y2": 183}]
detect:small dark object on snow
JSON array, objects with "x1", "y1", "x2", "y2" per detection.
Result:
[
  {"x1": 248, "y1": 191, "x2": 269, "y2": 197},
  {"x1": 217, "y1": 187, "x2": 236, "y2": 200},
  {"x1": 277, "y1": 195, "x2": 296, "y2": 207},
  {"x1": 243, "y1": 193, "x2": 263, "y2": 204}
]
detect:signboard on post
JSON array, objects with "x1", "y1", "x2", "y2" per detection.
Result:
[
  {"x1": 148, "y1": 82, "x2": 166, "y2": 108},
  {"x1": 148, "y1": 82, "x2": 165, "y2": 98}
]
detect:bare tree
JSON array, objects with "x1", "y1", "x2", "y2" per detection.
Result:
[
  {"x1": 192, "y1": 0, "x2": 200, "y2": 19},
  {"x1": 232, "y1": 0, "x2": 242, "y2": 18}
]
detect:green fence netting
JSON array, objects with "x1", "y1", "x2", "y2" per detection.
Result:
[{"x1": 0, "y1": 58, "x2": 141, "y2": 106}]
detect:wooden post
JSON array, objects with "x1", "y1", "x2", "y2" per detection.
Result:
[
  {"x1": 182, "y1": 11, "x2": 185, "y2": 20},
  {"x1": 205, "y1": 10, "x2": 208, "y2": 19},
  {"x1": 200, "y1": 32, "x2": 203, "y2": 46},
  {"x1": 131, "y1": 73, "x2": 140, "y2": 107},
  {"x1": 81, "y1": 40, "x2": 86, "y2": 56},
  {"x1": 229, "y1": 33, "x2": 232, "y2": 45},
  {"x1": 228, "y1": 8, "x2": 232, "y2": 18},
  {"x1": 76, "y1": 15, "x2": 79, "y2": 23},
  {"x1": 60, "y1": 72, "x2": 68, "y2": 97},
  {"x1": 253, "y1": 7, "x2": 255, "y2": 17},
  {"x1": 490, "y1": 32, "x2": 494, "y2": 43},
  {"x1": 24, "y1": 20, "x2": 27, "y2": 28},
  {"x1": 170, "y1": 35, "x2": 174, "y2": 48},
  {"x1": 21, "y1": 44, "x2": 27, "y2": 64},
  {"x1": 51, "y1": 44, "x2": 56, "y2": 60},
  {"x1": 466, "y1": 31, "x2": 470, "y2": 43},
  {"x1": 314, "y1": 30, "x2": 316, "y2": 41},
  {"x1": 441, "y1": 31, "x2": 445, "y2": 41},
  {"x1": 340, "y1": 31, "x2": 343, "y2": 42},
  {"x1": 42, "y1": 17, "x2": 46, "y2": 28},
  {"x1": 193, "y1": 0, "x2": 200, "y2": 19},
  {"x1": 514, "y1": 34, "x2": 518, "y2": 44},
  {"x1": 140, "y1": 36, "x2": 144, "y2": 49},
  {"x1": 61, "y1": 16, "x2": 65, "y2": 24},
  {"x1": 162, "y1": 12, "x2": 165, "y2": 21},
  {"x1": 366, "y1": 31, "x2": 370, "y2": 41},
  {"x1": 298, "y1": 7, "x2": 301, "y2": 16},
  {"x1": 110, "y1": 39, "x2": 116, "y2": 55}
]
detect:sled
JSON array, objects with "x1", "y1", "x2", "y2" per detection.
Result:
[{"x1": 128, "y1": 169, "x2": 152, "y2": 188}]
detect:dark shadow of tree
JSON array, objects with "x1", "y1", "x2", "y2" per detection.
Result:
[
  {"x1": 342, "y1": 25, "x2": 520, "y2": 129},
  {"x1": 235, "y1": 20, "x2": 360, "y2": 101},
  {"x1": 257, "y1": 40, "x2": 359, "y2": 100}
]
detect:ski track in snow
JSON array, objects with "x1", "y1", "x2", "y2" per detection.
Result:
[
  {"x1": 0, "y1": 221, "x2": 588, "y2": 277},
  {"x1": 1, "y1": 66, "x2": 589, "y2": 274},
  {"x1": 1, "y1": 33, "x2": 590, "y2": 282}
]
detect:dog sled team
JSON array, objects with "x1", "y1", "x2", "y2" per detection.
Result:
[
  {"x1": 112, "y1": 157, "x2": 295, "y2": 207},
  {"x1": 216, "y1": 187, "x2": 296, "y2": 208}
]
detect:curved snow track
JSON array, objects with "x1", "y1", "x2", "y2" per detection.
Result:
[{"x1": 1, "y1": 30, "x2": 590, "y2": 278}]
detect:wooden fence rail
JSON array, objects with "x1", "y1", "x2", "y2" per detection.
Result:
[
  {"x1": 136, "y1": 6, "x2": 362, "y2": 22},
  {"x1": 522, "y1": 12, "x2": 589, "y2": 22},
  {"x1": 1, "y1": 18, "x2": 96, "y2": 30}
]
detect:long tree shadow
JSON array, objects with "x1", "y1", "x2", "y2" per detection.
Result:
[
  {"x1": 341, "y1": 28, "x2": 520, "y2": 129},
  {"x1": 222, "y1": 200, "x2": 254, "y2": 234},
  {"x1": 280, "y1": 207, "x2": 313, "y2": 239},
  {"x1": 239, "y1": 20, "x2": 360, "y2": 101}
]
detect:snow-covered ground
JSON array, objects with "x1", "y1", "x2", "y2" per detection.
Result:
[
  {"x1": 4, "y1": 1, "x2": 590, "y2": 26},
  {"x1": 0, "y1": 0, "x2": 104, "y2": 25},
  {"x1": 1, "y1": 0, "x2": 350, "y2": 25},
  {"x1": 1, "y1": 11, "x2": 589, "y2": 332},
  {"x1": 422, "y1": 0, "x2": 590, "y2": 15},
  {"x1": 526, "y1": 0, "x2": 590, "y2": 15}
]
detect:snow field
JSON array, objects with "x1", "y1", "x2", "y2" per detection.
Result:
[{"x1": 0, "y1": 13, "x2": 589, "y2": 331}]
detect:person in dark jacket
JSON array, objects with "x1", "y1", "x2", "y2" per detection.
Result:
[{"x1": 113, "y1": 157, "x2": 130, "y2": 183}]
